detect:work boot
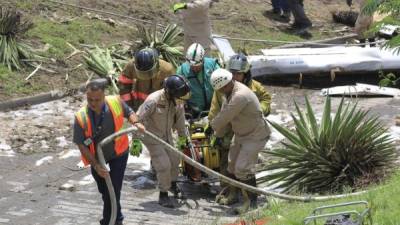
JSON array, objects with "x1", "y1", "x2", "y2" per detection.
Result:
[
  {"x1": 280, "y1": 11, "x2": 291, "y2": 23},
  {"x1": 233, "y1": 176, "x2": 258, "y2": 215},
  {"x1": 248, "y1": 175, "x2": 258, "y2": 209},
  {"x1": 369, "y1": 37, "x2": 376, "y2": 47},
  {"x1": 170, "y1": 181, "x2": 185, "y2": 199},
  {"x1": 216, "y1": 171, "x2": 233, "y2": 199},
  {"x1": 216, "y1": 185, "x2": 239, "y2": 205},
  {"x1": 158, "y1": 191, "x2": 174, "y2": 208},
  {"x1": 215, "y1": 186, "x2": 229, "y2": 203},
  {"x1": 359, "y1": 38, "x2": 366, "y2": 47}
]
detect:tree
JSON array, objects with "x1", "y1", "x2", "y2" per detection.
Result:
[{"x1": 363, "y1": 0, "x2": 400, "y2": 54}]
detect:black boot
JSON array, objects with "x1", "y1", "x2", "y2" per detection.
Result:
[
  {"x1": 158, "y1": 191, "x2": 174, "y2": 208},
  {"x1": 233, "y1": 175, "x2": 258, "y2": 215},
  {"x1": 216, "y1": 173, "x2": 239, "y2": 205},
  {"x1": 359, "y1": 38, "x2": 366, "y2": 47},
  {"x1": 170, "y1": 181, "x2": 185, "y2": 199},
  {"x1": 247, "y1": 175, "x2": 258, "y2": 208},
  {"x1": 368, "y1": 37, "x2": 376, "y2": 47}
]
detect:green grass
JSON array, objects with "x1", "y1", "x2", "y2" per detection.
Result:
[
  {"x1": 0, "y1": 65, "x2": 45, "y2": 96},
  {"x1": 261, "y1": 171, "x2": 400, "y2": 225},
  {"x1": 15, "y1": 0, "x2": 35, "y2": 10},
  {"x1": 26, "y1": 17, "x2": 133, "y2": 58},
  {"x1": 211, "y1": 1, "x2": 336, "y2": 54}
]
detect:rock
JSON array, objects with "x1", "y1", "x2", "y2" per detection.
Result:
[{"x1": 396, "y1": 118, "x2": 400, "y2": 126}]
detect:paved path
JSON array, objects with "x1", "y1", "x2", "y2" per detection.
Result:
[{"x1": 1, "y1": 88, "x2": 400, "y2": 225}]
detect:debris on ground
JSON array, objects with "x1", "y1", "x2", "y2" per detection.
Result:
[{"x1": 321, "y1": 83, "x2": 400, "y2": 97}]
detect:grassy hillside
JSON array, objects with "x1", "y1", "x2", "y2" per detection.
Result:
[
  {"x1": 258, "y1": 171, "x2": 400, "y2": 225},
  {"x1": 0, "y1": 0, "x2": 351, "y2": 100}
]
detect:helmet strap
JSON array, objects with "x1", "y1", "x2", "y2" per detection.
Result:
[{"x1": 243, "y1": 71, "x2": 252, "y2": 85}]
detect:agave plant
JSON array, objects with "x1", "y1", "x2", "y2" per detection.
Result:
[
  {"x1": 258, "y1": 96, "x2": 397, "y2": 194},
  {"x1": 83, "y1": 46, "x2": 122, "y2": 93},
  {"x1": 136, "y1": 23, "x2": 184, "y2": 68},
  {"x1": 0, "y1": 7, "x2": 35, "y2": 71}
]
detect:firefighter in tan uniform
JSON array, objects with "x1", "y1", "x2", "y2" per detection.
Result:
[
  {"x1": 118, "y1": 47, "x2": 175, "y2": 111},
  {"x1": 136, "y1": 75, "x2": 191, "y2": 208},
  {"x1": 210, "y1": 68, "x2": 270, "y2": 214},
  {"x1": 208, "y1": 54, "x2": 271, "y2": 206}
]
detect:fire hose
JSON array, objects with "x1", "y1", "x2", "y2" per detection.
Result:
[{"x1": 97, "y1": 126, "x2": 370, "y2": 225}]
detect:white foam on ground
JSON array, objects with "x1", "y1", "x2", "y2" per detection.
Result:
[
  {"x1": 63, "y1": 175, "x2": 94, "y2": 187},
  {"x1": 7, "y1": 181, "x2": 28, "y2": 192},
  {"x1": 131, "y1": 176, "x2": 155, "y2": 188},
  {"x1": 6, "y1": 208, "x2": 33, "y2": 217},
  {"x1": 389, "y1": 126, "x2": 400, "y2": 140},
  {"x1": 267, "y1": 112, "x2": 292, "y2": 125},
  {"x1": 127, "y1": 145, "x2": 151, "y2": 171},
  {"x1": 265, "y1": 113, "x2": 292, "y2": 149},
  {"x1": 58, "y1": 149, "x2": 81, "y2": 159},
  {"x1": 0, "y1": 141, "x2": 14, "y2": 157},
  {"x1": 40, "y1": 140, "x2": 50, "y2": 149},
  {"x1": 35, "y1": 156, "x2": 53, "y2": 166},
  {"x1": 56, "y1": 136, "x2": 69, "y2": 148},
  {"x1": 0, "y1": 218, "x2": 10, "y2": 223}
]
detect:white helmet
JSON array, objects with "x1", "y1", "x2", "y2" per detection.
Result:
[
  {"x1": 186, "y1": 43, "x2": 205, "y2": 65},
  {"x1": 210, "y1": 68, "x2": 232, "y2": 90}
]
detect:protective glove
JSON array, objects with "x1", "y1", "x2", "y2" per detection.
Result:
[
  {"x1": 346, "y1": 0, "x2": 352, "y2": 7},
  {"x1": 129, "y1": 139, "x2": 143, "y2": 157},
  {"x1": 173, "y1": 2, "x2": 187, "y2": 13},
  {"x1": 177, "y1": 136, "x2": 188, "y2": 151},
  {"x1": 204, "y1": 123, "x2": 214, "y2": 137},
  {"x1": 210, "y1": 136, "x2": 223, "y2": 148}
]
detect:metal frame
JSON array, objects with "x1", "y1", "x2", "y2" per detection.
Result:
[{"x1": 303, "y1": 201, "x2": 372, "y2": 225}]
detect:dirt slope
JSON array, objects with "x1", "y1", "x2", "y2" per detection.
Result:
[{"x1": 0, "y1": 0, "x2": 355, "y2": 101}]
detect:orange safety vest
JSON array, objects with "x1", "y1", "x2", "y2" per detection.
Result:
[{"x1": 75, "y1": 95, "x2": 129, "y2": 166}]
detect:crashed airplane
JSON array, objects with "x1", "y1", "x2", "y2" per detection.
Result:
[{"x1": 213, "y1": 34, "x2": 400, "y2": 79}]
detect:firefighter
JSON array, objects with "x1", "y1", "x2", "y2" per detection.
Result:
[
  {"x1": 173, "y1": 0, "x2": 219, "y2": 54},
  {"x1": 136, "y1": 75, "x2": 191, "y2": 208},
  {"x1": 177, "y1": 43, "x2": 220, "y2": 118},
  {"x1": 118, "y1": 47, "x2": 175, "y2": 111},
  {"x1": 208, "y1": 53, "x2": 271, "y2": 206},
  {"x1": 209, "y1": 68, "x2": 270, "y2": 214}
]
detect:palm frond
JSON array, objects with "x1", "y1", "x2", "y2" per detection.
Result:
[
  {"x1": 83, "y1": 46, "x2": 123, "y2": 93},
  {"x1": 136, "y1": 23, "x2": 184, "y2": 68},
  {"x1": 0, "y1": 7, "x2": 36, "y2": 71}
]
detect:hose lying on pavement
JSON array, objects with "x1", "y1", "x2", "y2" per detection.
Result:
[{"x1": 97, "y1": 126, "x2": 370, "y2": 225}]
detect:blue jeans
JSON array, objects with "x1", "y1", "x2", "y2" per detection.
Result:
[
  {"x1": 271, "y1": 0, "x2": 290, "y2": 13},
  {"x1": 91, "y1": 151, "x2": 128, "y2": 225}
]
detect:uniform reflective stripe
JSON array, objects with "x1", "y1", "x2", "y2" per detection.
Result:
[
  {"x1": 131, "y1": 91, "x2": 148, "y2": 100},
  {"x1": 106, "y1": 96, "x2": 123, "y2": 117},
  {"x1": 120, "y1": 93, "x2": 132, "y2": 101},
  {"x1": 105, "y1": 96, "x2": 129, "y2": 156},
  {"x1": 79, "y1": 111, "x2": 88, "y2": 131},
  {"x1": 119, "y1": 74, "x2": 134, "y2": 84}
]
